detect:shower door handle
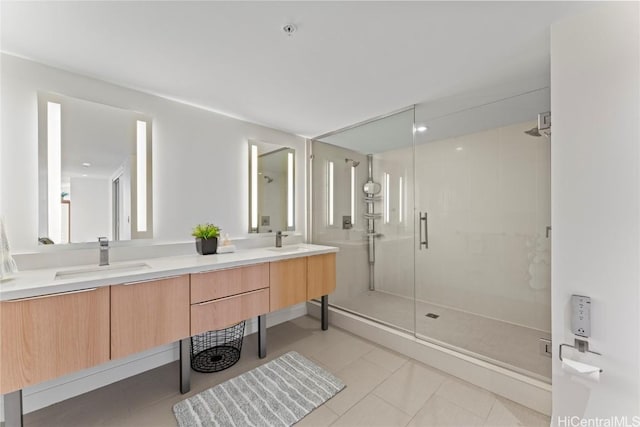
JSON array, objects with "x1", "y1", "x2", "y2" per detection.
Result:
[{"x1": 419, "y1": 212, "x2": 428, "y2": 250}]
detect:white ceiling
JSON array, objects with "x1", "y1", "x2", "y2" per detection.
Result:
[{"x1": 1, "y1": 1, "x2": 595, "y2": 138}]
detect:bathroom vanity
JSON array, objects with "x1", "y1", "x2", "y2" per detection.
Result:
[{"x1": 0, "y1": 244, "x2": 337, "y2": 426}]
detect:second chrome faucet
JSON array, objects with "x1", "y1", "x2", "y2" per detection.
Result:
[
  {"x1": 98, "y1": 237, "x2": 109, "y2": 266},
  {"x1": 275, "y1": 231, "x2": 288, "y2": 248}
]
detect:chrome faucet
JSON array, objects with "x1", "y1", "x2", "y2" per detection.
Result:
[
  {"x1": 275, "y1": 231, "x2": 288, "y2": 248},
  {"x1": 98, "y1": 237, "x2": 109, "y2": 266}
]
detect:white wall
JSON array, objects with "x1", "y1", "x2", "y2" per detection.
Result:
[
  {"x1": 551, "y1": 3, "x2": 640, "y2": 421},
  {"x1": 69, "y1": 177, "x2": 111, "y2": 243},
  {"x1": 0, "y1": 54, "x2": 307, "y2": 252}
]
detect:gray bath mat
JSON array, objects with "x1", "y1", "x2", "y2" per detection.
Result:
[{"x1": 173, "y1": 351, "x2": 345, "y2": 427}]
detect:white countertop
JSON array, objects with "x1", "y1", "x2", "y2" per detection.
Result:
[{"x1": 0, "y1": 244, "x2": 338, "y2": 301}]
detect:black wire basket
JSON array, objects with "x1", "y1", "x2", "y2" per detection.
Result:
[{"x1": 190, "y1": 321, "x2": 246, "y2": 373}]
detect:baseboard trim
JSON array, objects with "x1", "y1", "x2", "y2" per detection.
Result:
[
  {"x1": 307, "y1": 302, "x2": 552, "y2": 416},
  {"x1": 0, "y1": 304, "x2": 307, "y2": 421}
]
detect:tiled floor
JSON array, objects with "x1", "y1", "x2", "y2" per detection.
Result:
[
  {"x1": 23, "y1": 316, "x2": 550, "y2": 427},
  {"x1": 332, "y1": 290, "x2": 552, "y2": 381}
]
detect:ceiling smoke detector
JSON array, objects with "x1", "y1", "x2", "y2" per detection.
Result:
[{"x1": 282, "y1": 24, "x2": 296, "y2": 36}]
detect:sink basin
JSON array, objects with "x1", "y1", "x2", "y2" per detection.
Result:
[
  {"x1": 55, "y1": 262, "x2": 151, "y2": 280},
  {"x1": 267, "y1": 245, "x2": 311, "y2": 254}
]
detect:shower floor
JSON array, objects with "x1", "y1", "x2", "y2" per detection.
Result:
[{"x1": 331, "y1": 290, "x2": 552, "y2": 381}]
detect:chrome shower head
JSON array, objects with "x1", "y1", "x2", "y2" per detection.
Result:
[
  {"x1": 345, "y1": 158, "x2": 360, "y2": 167},
  {"x1": 263, "y1": 175, "x2": 274, "y2": 183}
]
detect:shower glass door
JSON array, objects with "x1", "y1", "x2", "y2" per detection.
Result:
[
  {"x1": 311, "y1": 89, "x2": 551, "y2": 382},
  {"x1": 413, "y1": 89, "x2": 552, "y2": 382},
  {"x1": 312, "y1": 109, "x2": 416, "y2": 333}
]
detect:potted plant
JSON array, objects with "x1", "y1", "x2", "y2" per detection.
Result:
[{"x1": 192, "y1": 223, "x2": 220, "y2": 255}]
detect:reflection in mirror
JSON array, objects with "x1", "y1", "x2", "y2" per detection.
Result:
[
  {"x1": 248, "y1": 140, "x2": 295, "y2": 233},
  {"x1": 38, "y1": 93, "x2": 153, "y2": 244}
]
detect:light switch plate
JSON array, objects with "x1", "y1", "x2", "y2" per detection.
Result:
[{"x1": 571, "y1": 295, "x2": 591, "y2": 338}]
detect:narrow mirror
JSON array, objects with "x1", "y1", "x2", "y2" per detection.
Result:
[{"x1": 248, "y1": 140, "x2": 295, "y2": 233}]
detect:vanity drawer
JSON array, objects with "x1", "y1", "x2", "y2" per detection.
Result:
[
  {"x1": 190, "y1": 263, "x2": 269, "y2": 304},
  {"x1": 191, "y1": 288, "x2": 269, "y2": 335}
]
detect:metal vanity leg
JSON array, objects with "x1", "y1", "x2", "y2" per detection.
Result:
[
  {"x1": 4, "y1": 389, "x2": 23, "y2": 427},
  {"x1": 321, "y1": 295, "x2": 329, "y2": 331},
  {"x1": 258, "y1": 314, "x2": 267, "y2": 359},
  {"x1": 180, "y1": 338, "x2": 191, "y2": 394}
]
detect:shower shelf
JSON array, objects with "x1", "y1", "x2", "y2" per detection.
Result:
[
  {"x1": 363, "y1": 196, "x2": 382, "y2": 202},
  {"x1": 363, "y1": 213, "x2": 382, "y2": 219}
]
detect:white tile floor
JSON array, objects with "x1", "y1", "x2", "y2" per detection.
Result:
[
  {"x1": 22, "y1": 316, "x2": 550, "y2": 427},
  {"x1": 331, "y1": 291, "x2": 552, "y2": 380}
]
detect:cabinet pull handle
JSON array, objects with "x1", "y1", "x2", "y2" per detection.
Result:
[
  {"x1": 419, "y1": 212, "x2": 428, "y2": 250},
  {"x1": 195, "y1": 288, "x2": 266, "y2": 306},
  {"x1": 5, "y1": 287, "x2": 98, "y2": 302},
  {"x1": 120, "y1": 275, "x2": 183, "y2": 286}
]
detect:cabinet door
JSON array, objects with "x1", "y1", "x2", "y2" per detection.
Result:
[
  {"x1": 270, "y1": 257, "x2": 307, "y2": 311},
  {"x1": 191, "y1": 263, "x2": 269, "y2": 303},
  {"x1": 111, "y1": 275, "x2": 190, "y2": 359},
  {"x1": 307, "y1": 253, "x2": 337, "y2": 300},
  {"x1": 0, "y1": 287, "x2": 110, "y2": 394}
]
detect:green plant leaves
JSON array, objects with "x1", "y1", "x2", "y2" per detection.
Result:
[{"x1": 192, "y1": 223, "x2": 220, "y2": 239}]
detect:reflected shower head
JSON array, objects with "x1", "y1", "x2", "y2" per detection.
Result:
[
  {"x1": 263, "y1": 175, "x2": 274, "y2": 183},
  {"x1": 345, "y1": 158, "x2": 360, "y2": 167},
  {"x1": 524, "y1": 127, "x2": 542, "y2": 137}
]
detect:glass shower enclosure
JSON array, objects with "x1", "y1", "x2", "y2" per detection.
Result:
[{"x1": 311, "y1": 88, "x2": 551, "y2": 382}]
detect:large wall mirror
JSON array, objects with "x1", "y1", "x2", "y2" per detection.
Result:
[
  {"x1": 37, "y1": 92, "x2": 153, "y2": 244},
  {"x1": 248, "y1": 140, "x2": 295, "y2": 233}
]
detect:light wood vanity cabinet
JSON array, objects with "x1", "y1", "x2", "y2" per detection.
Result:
[
  {"x1": 111, "y1": 275, "x2": 190, "y2": 359},
  {"x1": 190, "y1": 264, "x2": 270, "y2": 335},
  {"x1": 269, "y1": 257, "x2": 308, "y2": 311},
  {"x1": 307, "y1": 253, "x2": 337, "y2": 300},
  {"x1": 0, "y1": 250, "x2": 337, "y2": 420},
  {"x1": 0, "y1": 287, "x2": 110, "y2": 394}
]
